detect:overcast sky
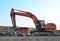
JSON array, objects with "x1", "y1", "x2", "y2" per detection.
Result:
[{"x1": 0, "y1": 0, "x2": 60, "y2": 30}]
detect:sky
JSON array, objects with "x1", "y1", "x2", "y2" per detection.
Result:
[{"x1": 0, "y1": 0, "x2": 60, "y2": 30}]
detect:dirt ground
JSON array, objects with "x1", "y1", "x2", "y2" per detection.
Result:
[{"x1": 0, "y1": 36, "x2": 60, "y2": 41}]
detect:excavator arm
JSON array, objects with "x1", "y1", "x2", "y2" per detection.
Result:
[{"x1": 10, "y1": 8, "x2": 38, "y2": 27}]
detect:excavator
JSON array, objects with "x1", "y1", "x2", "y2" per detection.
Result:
[{"x1": 10, "y1": 8, "x2": 56, "y2": 36}]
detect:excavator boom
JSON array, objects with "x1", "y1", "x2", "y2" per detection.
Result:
[{"x1": 10, "y1": 8, "x2": 38, "y2": 27}]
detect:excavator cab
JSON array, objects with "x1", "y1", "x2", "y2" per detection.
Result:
[{"x1": 36, "y1": 20, "x2": 45, "y2": 31}]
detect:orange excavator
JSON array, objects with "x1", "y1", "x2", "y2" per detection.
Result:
[{"x1": 10, "y1": 8, "x2": 56, "y2": 36}]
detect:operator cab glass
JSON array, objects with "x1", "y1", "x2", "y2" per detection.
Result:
[{"x1": 36, "y1": 20, "x2": 45, "y2": 31}]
